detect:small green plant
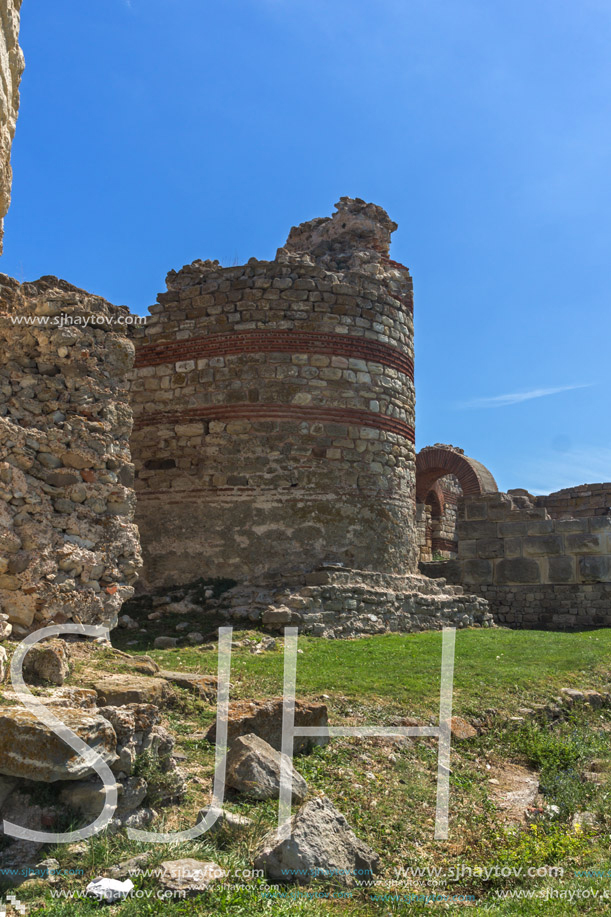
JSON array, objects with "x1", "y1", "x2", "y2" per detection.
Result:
[{"x1": 133, "y1": 750, "x2": 184, "y2": 807}]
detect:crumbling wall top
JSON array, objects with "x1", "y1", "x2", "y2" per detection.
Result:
[{"x1": 283, "y1": 197, "x2": 398, "y2": 258}]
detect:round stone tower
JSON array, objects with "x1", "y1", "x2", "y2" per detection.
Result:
[{"x1": 129, "y1": 198, "x2": 417, "y2": 590}]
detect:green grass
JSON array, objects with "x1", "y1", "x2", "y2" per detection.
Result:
[{"x1": 112, "y1": 626, "x2": 611, "y2": 719}]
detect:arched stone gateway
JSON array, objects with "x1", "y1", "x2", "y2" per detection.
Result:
[{"x1": 416, "y1": 444, "x2": 498, "y2": 503}]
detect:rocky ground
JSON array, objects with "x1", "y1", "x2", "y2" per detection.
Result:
[{"x1": 0, "y1": 621, "x2": 610, "y2": 914}]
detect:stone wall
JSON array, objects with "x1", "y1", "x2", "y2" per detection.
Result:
[
  {"x1": 471, "y1": 583, "x2": 611, "y2": 630},
  {"x1": 535, "y1": 484, "x2": 611, "y2": 520},
  {"x1": 0, "y1": 275, "x2": 141, "y2": 634},
  {"x1": 0, "y1": 0, "x2": 24, "y2": 252},
  {"x1": 129, "y1": 198, "x2": 418, "y2": 590},
  {"x1": 459, "y1": 492, "x2": 611, "y2": 587},
  {"x1": 455, "y1": 491, "x2": 611, "y2": 627}
]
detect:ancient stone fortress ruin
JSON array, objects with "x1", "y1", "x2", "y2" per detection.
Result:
[
  {"x1": 0, "y1": 192, "x2": 608, "y2": 637},
  {"x1": 126, "y1": 198, "x2": 492, "y2": 635}
]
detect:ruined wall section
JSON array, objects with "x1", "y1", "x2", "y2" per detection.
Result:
[
  {"x1": 457, "y1": 492, "x2": 611, "y2": 628},
  {"x1": 535, "y1": 484, "x2": 611, "y2": 520},
  {"x1": 0, "y1": 275, "x2": 141, "y2": 634},
  {"x1": 0, "y1": 0, "x2": 24, "y2": 252},
  {"x1": 129, "y1": 199, "x2": 417, "y2": 590}
]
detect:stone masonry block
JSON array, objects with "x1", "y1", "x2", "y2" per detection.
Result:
[
  {"x1": 525, "y1": 521, "x2": 555, "y2": 535},
  {"x1": 522, "y1": 535, "x2": 563, "y2": 556},
  {"x1": 462, "y1": 558, "x2": 493, "y2": 584},
  {"x1": 554, "y1": 518, "x2": 588, "y2": 533},
  {"x1": 498, "y1": 521, "x2": 528, "y2": 537},
  {"x1": 589, "y1": 516, "x2": 611, "y2": 533},
  {"x1": 465, "y1": 501, "x2": 488, "y2": 521},
  {"x1": 458, "y1": 540, "x2": 477, "y2": 559},
  {"x1": 503, "y1": 537, "x2": 523, "y2": 557},
  {"x1": 456, "y1": 521, "x2": 498, "y2": 540},
  {"x1": 476, "y1": 538, "x2": 505, "y2": 559},
  {"x1": 496, "y1": 557, "x2": 541, "y2": 585},
  {"x1": 547, "y1": 555, "x2": 576, "y2": 584},
  {"x1": 565, "y1": 533, "x2": 603, "y2": 554},
  {"x1": 579, "y1": 556, "x2": 611, "y2": 583}
]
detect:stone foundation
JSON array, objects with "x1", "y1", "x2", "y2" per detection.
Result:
[
  {"x1": 212, "y1": 566, "x2": 493, "y2": 638},
  {"x1": 469, "y1": 583, "x2": 611, "y2": 630}
]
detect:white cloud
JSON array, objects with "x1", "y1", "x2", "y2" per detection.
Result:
[
  {"x1": 458, "y1": 383, "x2": 592, "y2": 409},
  {"x1": 513, "y1": 446, "x2": 611, "y2": 495}
]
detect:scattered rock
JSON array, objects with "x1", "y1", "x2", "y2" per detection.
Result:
[
  {"x1": 450, "y1": 716, "x2": 477, "y2": 740},
  {"x1": 118, "y1": 615, "x2": 138, "y2": 630},
  {"x1": 226, "y1": 734, "x2": 308, "y2": 803},
  {"x1": 560, "y1": 688, "x2": 609, "y2": 708},
  {"x1": 261, "y1": 605, "x2": 303, "y2": 629},
  {"x1": 92, "y1": 674, "x2": 174, "y2": 707},
  {"x1": 164, "y1": 600, "x2": 200, "y2": 616},
  {"x1": 254, "y1": 795, "x2": 380, "y2": 886},
  {"x1": 122, "y1": 654, "x2": 159, "y2": 676},
  {"x1": 196, "y1": 804, "x2": 252, "y2": 833},
  {"x1": 206, "y1": 698, "x2": 329, "y2": 754},
  {"x1": 159, "y1": 670, "x2": 217, "y2": 702},
  {"x1": 572, "y1": 811, "x2": 597, "y2": 831},
  {"x1": 154, "y1": 636, "x2": 178, "y2": 649},
  {"x1": 108, "y1": 854, "x2": 150, "y2": 879},
  {"x1": 0, "y1": 706, "x2": 116, "y2": 782},
  {"x1": 187, "y1": 632, "x2": 204, "y2": 645},
  {"x1": 0, "y1": 614, "x2": 12, "y2": 641},
  {"x1": 158, "y1": 858, "x2": 225, "y2": 895},
  {"x1": 22, "y1": 640, "x2": 70, "y2": 686}
]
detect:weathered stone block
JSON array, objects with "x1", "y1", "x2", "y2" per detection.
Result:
[
  {"x1": 465, "y1": 501, "x2": 488, "y2": 521},
  {"x1": 547, "y1": 555, "x2": 576, "y2": 584},
  {"x1": 462, "y1": 558, "x2": 493, "y2": 584},
  {"x1": 525, "y1": 521, "x2": 554, "y2": 535},
  {"x1": 523, "y1": 535, "x2": 563, "y2": 556},
  {"x1": 554, "y1": 519, "x2": 588, "y2": 533},
  {"x1": 456, "y1": 521, "x2": 498, "y2": 540},
  {"x1": 496, "y1": 558, "x2": 541, "y2": 585},
  {"x1": 503, "y1": 537, "x2": 523, "y2": 557},
  {"x1": 457, "y1": 540, "x2": 476, "y2": 558},
  {"x1": 566, "y1": 533, "x2": 602, "y2": 554},
  {"x1": 579, "y1": 555, "x2": 611, "y2": 583},
  {"x1": 476, "y1": 538, "x2": 504, "y2": 559},
  {"x1": 498, "y1": 521, "x2": 528, "y2": 536}
]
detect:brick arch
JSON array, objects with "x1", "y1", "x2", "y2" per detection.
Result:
[
  {"x1": 424, "y1": 483, "x2": 444, "y2": 518},
  {"x1": 416, "y1": 446, "x2": 498, "y2": 503}
]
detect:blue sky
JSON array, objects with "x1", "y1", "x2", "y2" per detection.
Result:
[{"x1": 3, "y1": 0, "x2": 610, "y2": 493}]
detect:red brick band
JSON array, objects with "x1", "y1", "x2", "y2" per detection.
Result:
[
  {"x1": 133, "y1": 403, "x2": 415, "y2": 442},
  {"x1": 134, "y1": 330, "x2": 414, "y2": 379},
  {"x1": 431, "y1": 538, "x2": 458, "y2": 553}
]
